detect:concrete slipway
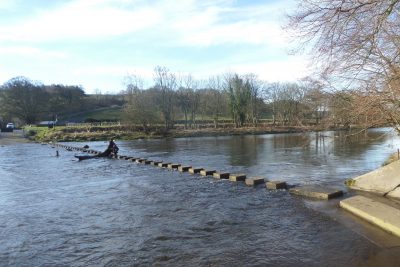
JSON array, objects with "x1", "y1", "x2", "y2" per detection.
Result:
[
  {"x1": 346, "y1": 159, "x2": 400, "y2": 198},
  {"x1": 341, "y1": 160, "x2": 400, "y2": 237}
]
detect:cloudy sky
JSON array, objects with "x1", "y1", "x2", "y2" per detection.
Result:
[{"x1": 0, "y1": 0, "x2": 308, "y2": 93}]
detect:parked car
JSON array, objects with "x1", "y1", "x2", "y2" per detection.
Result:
[{"x1": 6, "y1": 123, "x2": 14, "y2": 129}]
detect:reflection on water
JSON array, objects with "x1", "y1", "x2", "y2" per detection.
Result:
[
  {"x1": 1, "y1": 128, "x2": 400, "y2": 266},
  {"x1": 125, "y1": 128, "x2": 400, "y2": 186}
]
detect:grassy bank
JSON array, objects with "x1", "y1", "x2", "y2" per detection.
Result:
[{"x1": 24, "y1": 124, "x2": 319, "y2": 142}]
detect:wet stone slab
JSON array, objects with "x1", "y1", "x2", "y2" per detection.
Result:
[
  {"x1": 178, "y1": 166, "x2": 192, "y2": 172},
  {"x1": 168, "y1": 163, "x2": 181, "y2": 170},
  {"x1": 289, "y1": 186, "x2": 343, "y2": 200},
  {"x1": 213, "y1": 172, "x2": 230, "y2": 179},
  {"x1": 200, "y1": 170, "x2": 216, "y2": 176},
  {"x1": 189, "y1": 167, "x2": 204, "y2": 174},
  {"x1": 340, "y1": 195, "x2": 400, "y2": 238},
  {"x1": 229, "y1": 174, "x2": 247, "y2": 182},
  {"x1": 158, "y1": 162, "x2": 169, "y2": 168},
  {"x1": 245, "y1": 177, "x2": 265, "y2": 186},
  {"x1": 266, "y1": 181, "x2": 287, "y2": 190}
]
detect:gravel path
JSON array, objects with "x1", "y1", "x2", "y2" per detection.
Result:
[{"x1": 0, "y1": 130, "x2": 30, "y2": 145}]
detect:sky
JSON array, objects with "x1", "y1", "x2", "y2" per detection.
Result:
[{"x1": 0, "y1": 0, "x2": 309, "y2": 94}]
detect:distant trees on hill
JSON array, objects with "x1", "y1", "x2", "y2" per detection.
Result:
[
  {"x1": 0, "y1": 76, "x2": 123, "y2": 125},
  {"x1": 0, "y1": 70, "x2": 388, "y2": 130}
]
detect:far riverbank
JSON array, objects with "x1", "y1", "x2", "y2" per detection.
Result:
[{"x1": 26, "y1": 124, "x2": 354, "y2": 142}]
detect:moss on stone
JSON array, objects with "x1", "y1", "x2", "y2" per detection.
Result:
[
  {"x1": 345, "y1": 179, "x2": 356, "y2": 187},
  {"x1": 382, "y1": 153, "x2": 399, "y2": 166}
]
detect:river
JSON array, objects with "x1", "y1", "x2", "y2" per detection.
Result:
[{"x1": 1, "y1": 128, "x2": 400, "y2": 266}]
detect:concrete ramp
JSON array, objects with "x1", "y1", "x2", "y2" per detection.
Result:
[
  {"x1": 340, "y1": 195, "x2": 400, "y2": 238},
  {"x1": 346, "y1": 160, "x2": 400, "y2": 196},
  {"x1": 387, "y1": 187, "x2": 400, "y2": 201}
]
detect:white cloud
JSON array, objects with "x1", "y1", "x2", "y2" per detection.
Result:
[
  {"x1": 0, "y1": 46, "x2": 68, "y2": 59},
  {"x1": 0, "y1": 0, "x2": 16, "y2": 10},
  {"x1": 0, "y1": 0, "x2": 309, "y2": 93},
  {"x1": 230, "y1": 57, "x2": 310, "y2": 82},
  {"x1": 164, "y1": 1, "x2": 291, "y2": 48},
  {"x1": 179, "y1": 20, "x2": 287, "y2": 47},
  {"x1": 72, "y1": 65, "x2": 153, "y2": 78},
  {"x1": 0, "y1": 0, "x2": 161, "y2": 42},
  {"x1": 0, "y1": 0, "x2": 291, "y2": 48}
]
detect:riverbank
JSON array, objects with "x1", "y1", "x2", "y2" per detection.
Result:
[{"x1": 25, "y1": 124, "x2": 345, "y2": 142}]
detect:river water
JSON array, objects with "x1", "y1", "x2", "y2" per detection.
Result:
[{"x1": 1, "y1": 128, "x2": 400, "y2": 266}]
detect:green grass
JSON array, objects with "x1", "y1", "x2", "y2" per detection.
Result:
[{"x1": 60, "y1": 106, "x2": 123, "y2": 122}]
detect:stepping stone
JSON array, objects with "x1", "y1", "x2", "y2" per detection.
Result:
[
  {"x1": 289, "y1": 186, "x2": 343, "y2": 199},
  {"x1": 152, "y1": 161, "x2": 162, "y2": 166},
  {"x1": 158, "y1": 162, "x2": 169, "y2": 168},
  {"x1": 200, "y1": 170, "x2": 216, "y2": 176},
  {"x1": 340, "y1": 195, "x2": 400, "y2": 238},
  {"x1": 229, "y1": 174, "x2": 246, "y2": 182},
  {"x1": 213, "y1": 172, "x2": 230, "y2": 179},
  {"x1": 168, "y1": 163, "x2": 181, "y2": 170},
  {"x1": 144, "y1": 160, "x2": 152, "y2": 165},
  {"x1": 136, "y1": 158, "x2": 147, "y2": 163},
  {"x1": 178, "y1": 166, "x2": 192, "y2": 172},
  {"x1": 130, "y1": 158, "x2": 138, "y2": 162},
  {"x1": 266, "y1": 181, "x2": 287, "y2": 190},
  {"x1": 189, "y1": 167, "x2": 204, "y2": 174},
  {"x1": 245, "y1": 176, "x2": 265, "y2": 186}
]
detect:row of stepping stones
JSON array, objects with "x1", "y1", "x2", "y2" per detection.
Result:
[{"x1": 51, "y1": 143, "x2": 344, "y2": 199}]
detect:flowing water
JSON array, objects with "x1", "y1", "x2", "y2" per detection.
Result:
[{"x1": 1, "y1": 128, "x2": 400, "y2": 266}]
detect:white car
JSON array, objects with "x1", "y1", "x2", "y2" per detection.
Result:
[{"x1": 6, "y1": 123, "x2": 14, "y2": 129}]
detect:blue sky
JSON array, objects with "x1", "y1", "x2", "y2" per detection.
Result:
[{"x1": 0, "y1": 0, "x2": 309, "y2": 94}]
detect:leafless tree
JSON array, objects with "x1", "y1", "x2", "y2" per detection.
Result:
[
  {"x1": 224, "y1": 73, "x2": 251, "y2": 127},
  {"x1": 288, "y1": 0, "x2": 400, "y2": 131},
  {"x1": 0, "y1": 76, "x2": 48, "y2": 124},
  {"x1": 153, "y1": 66, "x2": 176, "y2": 129},
  {"x1": 245, "y1": 73, "x2": 263, "y2": 126},
  {"x1": 206, "y1": 75, "x2": 226, "y2": 128},
  {"x1": 176, "y1": 74, "x2": 200, "y2": 129}
]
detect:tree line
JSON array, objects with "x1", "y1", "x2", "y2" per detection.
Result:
[
  {"x1": 122, "y1": 66, "x2": 383, "y2": 131},
  {"x1": 0, "y1": 76, "x2": 123, "y2": 127},
  {"x1": 2, "y1": 1, "x2": 399, "y2": 133},
  {"x1": 0, "y1": 69, "x2": 387, "y2": 131}
]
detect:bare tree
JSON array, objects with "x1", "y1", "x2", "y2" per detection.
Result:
[
  {"x1": 245, "y1": 73, "x2": 263, "y2": 126},
  {"x1": 225, "y1": 73, "x2": 251, "y2": 127},
  {"x1": 288, "y1": 0, "x2": 400, "y2": 131},
  {"x1": 264, "y1": 82, "x2": 281, "y2": 125},
  {"x1": 123, "y1": 87, "x2": 160, "y2": 132},
  {"x1": 153, "y1": 66, "x2": 176, "y2": 129},
  {"x1": 0, "y1": 76, "x2": 48, "y2": 124},
  {"x1": 176, "y1": 74, "x2": 200, "y2": 129},
  {"x1": 300, "y1": 77, "x2": 329, "y2": 125},
  {"x1": 123, "y1": 73, "x2": 160, "y2": 131},
  {"x1": 207, "y1": 75, "x2": 226, "y2": 128}
]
